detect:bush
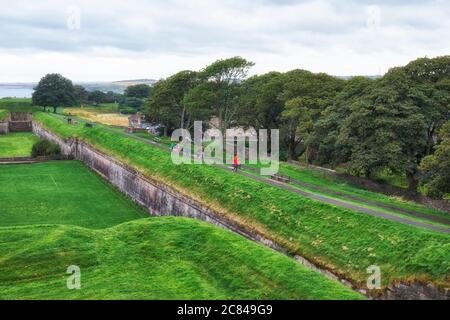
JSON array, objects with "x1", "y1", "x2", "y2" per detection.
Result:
[{"x1": 31, "y1": 140, "x2": 61, "y2": 158}]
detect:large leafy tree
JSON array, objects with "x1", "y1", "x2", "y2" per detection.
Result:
[
  {"x1": 279, "y1": 70, "x2": 344, "y2": 160},
  {"x1": 73, "y1": 85, "x2": 88, "y2": 105},
  {"x1": 145, "y1": 70, "x2": 200, "y2": 135},
  {"x1": 337, "y1": 68, "x2": 427, "y2": 189},
  {"x1": 310, "y1": 76, "x2": 375, "y2": 165},
  {"x1": 420, "y1": 121, "x2": 450, "y2": 198},
  {"x1": 403, "y1": 56, "x2": 450, "y2": 156},
  {"x1": 238, "y1": 72, "x2": 285, "y2": 130},
  {"x1": 32, "y1": 73, "x2": 77, "y2": 113},
  {"x1": 195, "y1": 57, "x2": 254, "y2": 134},
  {"x1": 124, "y1": 84, "x2": 153, "y2": 99}
]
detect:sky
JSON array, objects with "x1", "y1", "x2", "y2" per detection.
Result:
[{"x1": 0, "y1": 0, "x2": 449, "y2": 82}]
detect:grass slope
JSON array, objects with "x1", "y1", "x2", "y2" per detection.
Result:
[
  {"x1": 278, "y1": 163, "x2": 450, "y2": 221},
  {"x1": 0, "y1": 133, "x2": 40, "y2": 158},
  {"x1": 0, "y1": 161, "x2": 148, "y2": 228},
  {"x1": 33, "y1": 112, "x2": 450, "y2": 290},
  {"x1": 0, "y1": 218, "x2": 363, "y2": 300},
  {"x1": 0, "y1": 109, "x2": 9, "y2": 121}
]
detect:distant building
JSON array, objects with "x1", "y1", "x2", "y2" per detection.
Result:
[{"x1": 128, "y1": 112, "x2": 144, "y2": 128}]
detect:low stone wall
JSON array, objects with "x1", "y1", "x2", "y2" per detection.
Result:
[
  {"x1": 32, "y1": 122, "x2": 449, "y2": 300},
  {"x1": 0, "y1": 121, "x2": 9, "y2": 134},
  {"x1": 8, "y1": 112, "x2": 33, "y2": 132}
]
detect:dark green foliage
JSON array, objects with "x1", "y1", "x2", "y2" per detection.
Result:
[
  {"x1": 146, "y1": 70, "x2": 201, "y2": 133},
  {"x1": 74, "y1": 85, "x2": 88, "y2": 105},
  {"x1": 31, "y1": 139, "x2": 61, "y2": 157},
  {"x1": 87, "y1": 90, "x2": 108, "y2": 104},
  {"x1": 119, "y1": 96, "x2": 144, "y2": 114},
  {"x1": 32, "y1": 73, "x2": 77, "y2": 113},
  {"x1": 124, "y1": 84, "x2": 152, "y2": 99},
  {"x1": 420, "y1": 122, "x2": 450, "y2": 198}
]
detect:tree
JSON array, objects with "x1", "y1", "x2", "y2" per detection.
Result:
[
  {"x1": 238, "y1": 72, "x2": 285, "y2": 130},
  {"x1": 420, "y1": 121, "x2": 450, "y2": 198},
  {"x1": 87, "y1": 90, "x2": 108, "y2": 105},
  {"x1": 119, "y1": 97, "x2": 144, "y2": 114},
  {"x1": 32, "y1": 74, "x2": 77, "y2": 113},
  {"x1": 278, "y1": 70, "x2": 344, "y2": 160},
  {"x1": 124, "y1": 84, "x2": 153, "y2": 99},
  {"x1": 403, "y1": 56, "x2": 450, "y2": 156},
  {"x1": 146, "y1": 71, "x2": 200, "y2": 135},
  {"x1": 335, "y1": 68, "x2": 427, "y2": 190},
  {"x1": 310, "y1": 76, "x2": 375, "y2": 166},
  {"x1": 197, "y1": 57, "x2": 254, "y2": 134},
  {"x1": 74, "y1": 85, "x2": 88, "y2": 105}
]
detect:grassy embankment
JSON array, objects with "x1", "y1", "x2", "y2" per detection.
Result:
[
  {"x1": 33, "y1": 112, "x2": 450, "y2": 291},
  {"x1": 244, "y1": 162, "x2": 450, "y2": 225},
  {"x1": 0, "y1": 161, "x2": 361, "y2": 299},
  {"x1": 0, "y1": 109, "x2": 9, "y2": 121},
  {"x1": 0, "y1": 132, "x2": 40, "y2": 158},
  {"x1": 0, "y1": 98, "x2": 37, "y2": 112}
]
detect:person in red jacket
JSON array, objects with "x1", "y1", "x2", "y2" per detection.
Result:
[{"x1": 233, "y1": 153, "x2": 239, "y2": 172}]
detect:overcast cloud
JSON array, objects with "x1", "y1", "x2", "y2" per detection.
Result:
[{"x1": 0, "y1": 0, "x2": 449, "y2": 82}]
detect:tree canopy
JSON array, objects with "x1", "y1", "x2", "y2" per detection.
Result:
[{"x1": 32, "y1": 73, "x2": 77, "y2": 113}]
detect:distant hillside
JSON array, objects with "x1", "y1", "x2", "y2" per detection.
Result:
[{"x1": 0, "y1": 79, "x2": 158, "y2": 97}]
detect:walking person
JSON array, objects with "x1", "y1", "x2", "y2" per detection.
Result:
[{"x1": 233, "y1": 153, "x2": 239, "y2": 172}]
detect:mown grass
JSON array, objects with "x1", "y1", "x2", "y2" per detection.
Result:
[
  {"x1": 240, "y1": 166, "x2": 450, "y2": 230},
  {"x1": 0, "y1": 98, "x2": 37, "y2": 112},
  {"x1": 33, "y1": 112, "x2": 450, "y2": 290},
  {"x1": 277, "y1": 163, "x2": 450, "y2": 222},
  {"x1": 0, "y1": 133, "x2": 40, "y2": 158},
  {"x1": 0, "y1": 109, "x2": 9, "y2": 121},
  {"x1": 0, "y1": 160, "x2": 360, "y2": 299},
  {"x1": 0, "y1": 218, "x2": 363, "y2": 300},
  {"x1": 0, "y1": 161, "x2": 148, "y2": 228}
]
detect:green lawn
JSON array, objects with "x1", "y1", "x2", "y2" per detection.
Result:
[
  {"x1": 277, "y1": 163, "x2": 450, "y2": 221},
  {"x1": 0, "y1": 160, "x2": 361, "y2": 299},
  {"x1": 0, "y1": 98, "x2": 37, "y2": 112},
  {"x1": 0, "y1": 218, "x2": 362, "y2": 300},
  {"x1": 0, "y1": 161, "x2": 148, "y2": 228},
  {"x1": 0, "y1": 109, "x2": 9, "y2": 121},
  {"x1": 33, "y1": 112, "x2": 450, "y2": 291},
  {"x1": 0, "y1": 133, "x2": 40, "y2": 158}
]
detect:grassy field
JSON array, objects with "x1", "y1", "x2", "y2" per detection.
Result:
[
  {"x1": 0, "y1": 218, "x2": 362, "y2": 300},
  {"x1": 0, "y1": 161, "x2": 361, "y2": 299},
  {"x1": 0, "y1": 133, "x2": 40, "y2": 158},
  {"x1": 64, "y1": 104, "x2": 129, "y2": 127},
  {"x1": 0, "y1": 109, "x2": 9, "y2": 121},
  {"x1": 0, "y1": 161, "x2": 148, "y2": 228},
  {"x1": 0, "y1": 98, "x2": 37, "y2": 112},
  {"x1": 33, "y1": 112, "x2": 450, "y2": 291}
]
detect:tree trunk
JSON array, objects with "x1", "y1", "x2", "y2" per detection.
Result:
[{"x1": 406, "y1": 170, "x2": 419, "y2": 193}]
